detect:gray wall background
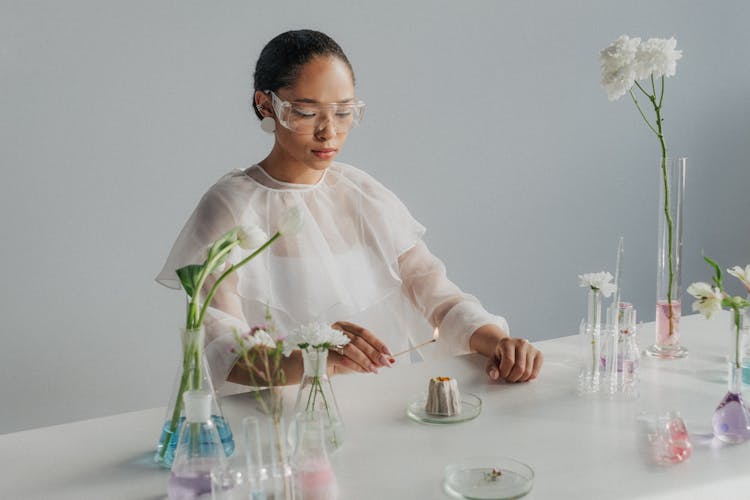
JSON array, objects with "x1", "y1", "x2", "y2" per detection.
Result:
[{"x1": 1, "y1": 1, "x2": 748, "y2": 434}]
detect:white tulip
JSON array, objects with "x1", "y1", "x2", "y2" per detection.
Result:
[{"x1": 237, "y1": 225, "x2": 268, "y2": 250}]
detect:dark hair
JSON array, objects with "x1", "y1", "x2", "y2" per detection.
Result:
[{"x1": 252, "y1": 30, "x2": 355, "y2": 120}]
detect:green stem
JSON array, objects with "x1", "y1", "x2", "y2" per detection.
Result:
[
  {"x1": 197, "y1": 232, "x2": 281, "y2": 327},
  {"x1": 159, "y1": 332, "x2": 200, "y2": 461},
  {"x1": 628, "y1": 89, "x2": 659, "y2": 136},
  {"x1": 658, "y1": 75, "x2": 665, "y2": 108},
  {"x1": 187, "y1": 242, "x2": 238, "y2": 329},
  {"x1": 653, "y1": 99, "x2": 676, "y2": 336},
  {"x1": 734, "y1": 307, "x2": 742, "y2": 369}
]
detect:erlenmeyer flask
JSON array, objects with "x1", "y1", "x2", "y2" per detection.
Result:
[
  {"x1": 292, "y1": 348, "x2": 345, "y2": 451},
  {"x1": 155, "y1": 326, "x2": 235, "y2": 467},
  {"x1": 167, "y1": 390, "x2": 228, "y2": 499},
  {"x1": 291, "y1": 411, "x2": 338, "y2": 500}
]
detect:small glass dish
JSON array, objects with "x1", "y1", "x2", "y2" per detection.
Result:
[
  {"x1": 406, "y1": 392, "x2": 481, "y2": 424},
  {"x1": 443, "y1": 456, "x2": 534, "y2": 499}
]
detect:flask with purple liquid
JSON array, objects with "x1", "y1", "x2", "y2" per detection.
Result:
[
  {"x1": 167, "y1": 390, "x2": 228, "y2": 499},
  {"x1": 712, "y1": 312, "x2": 750, "y2": 443}
]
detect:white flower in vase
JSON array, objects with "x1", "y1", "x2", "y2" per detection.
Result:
[
  {"x1": 288, "y1": 322, "x2": 351, "y2": 351},
  {"x1": 687, "y1": 282, "x2": 724, "y2": 319},
  {"x1": 632, "y1": 37, "x2": 682, "y2": 80},
  {"x1": 237, "y1": 225, "x2": 269, "y2": 250},
  {"x1": 728, "y1": 265, "x2": 750, "y2": 294},
  {"x1": 600, "y1": 35, "x2": 641, "y2": 101},
  {"x1": 578, "y1": 271, "x2": 617, "y2": 298}
]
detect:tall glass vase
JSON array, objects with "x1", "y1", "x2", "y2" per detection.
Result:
[
  {"x1": 292, "y1": 349, "x2": 345, "y2": 451},
  {"x1": 154, "y1": 327, "x2": 234, "y2": 468},
  {"x1": 646, "y1": 157, "x2": 688, "y2": 359},
  {"x1": 712, "y1": 311, "x2": 750, "y2": 443},
  {"x1": 578, "y1": 290, "x2": 602, "y2": 395}
]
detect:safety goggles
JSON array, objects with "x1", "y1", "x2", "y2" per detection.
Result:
[{"x1": 266, "y1": 90, "x2": 366, "y2": 134}]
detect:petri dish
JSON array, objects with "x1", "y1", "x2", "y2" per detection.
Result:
[
  {"x1": 443, "y1": 456, "x2": 534, "y2": 499},
  {"x1": 406, "y1": 392, "x2": 481, "y2": 424}
]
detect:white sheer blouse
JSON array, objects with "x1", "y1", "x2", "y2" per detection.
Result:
[{"x1": 157, "y1": 162, "x2": 508, "y2": 394}]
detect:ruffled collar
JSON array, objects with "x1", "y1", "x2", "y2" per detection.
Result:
[{"x1": 243, "y1": 164, "x2": 330, "y2": 192}]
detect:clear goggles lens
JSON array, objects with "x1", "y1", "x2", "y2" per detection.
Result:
[{"x1": 267, "y1": 91, "x2": 365, "y2": 134}]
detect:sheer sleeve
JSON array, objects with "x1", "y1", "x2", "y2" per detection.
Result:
[
  {"x1": 156, "y1": 185, "x2": 250, "y2": 392},
  {"x1": 397, "y1": 241, "x2": 509, "y2": 356}
]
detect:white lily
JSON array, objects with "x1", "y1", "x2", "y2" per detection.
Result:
[
  {"x1": 687, "y1": 282, "x2": 724, "y2": 319},
  {"x1": 727, "y1": 265, "x2": 750, "y2": 293}
]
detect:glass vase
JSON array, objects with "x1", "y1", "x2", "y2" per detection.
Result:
[
  {"x1": 646, "y1": 157, "x2": 687, "y2": 359},
  {"x1": 712, "y1": 311, "x2": 750, "y2": 443},
  {"x1": 154, "y1": 326, "x2": 234, "y2": 468},
  {"x1": 292, "y1": 349, "x2": 345, "y2": 451},
  {"x1": 577, "y1": 290, "x2": 603, "y2": 395}
]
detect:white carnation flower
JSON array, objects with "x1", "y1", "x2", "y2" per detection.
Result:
[
  {"x1": 288, "y1": 322, "x2": 350, "y2": 350},
  {"x1": 279, "y1": 206, "x2": 305, "y2": 235},
  {"x1": 578, "y1": 271, "x2": 617, "y2": 298},
  {"x1": 728, "y1": 265, "x2": 750, "y2": 293},
  {"x1": 687, "y1": 282, "x2": 724, "y2": 319},
  {"x1": 232, "y1": 328, "x2": 277, "y2": 354},
  {"x1": 599, "y1": 35, "x2": 641, "y2": 101},
  {"x1": 243, "y1": 328, "x2": 277, "y2": 349},
  {"x1": 633, "y1": 37, "x2": 682, "y2": 80},
  {"x1": 237, "y1": 225, "x2": 268, "y2": 250}
]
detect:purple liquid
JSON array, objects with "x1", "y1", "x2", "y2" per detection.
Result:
[
  {"x1": 655, "y1": 300, "x2": 681, "y2": 344},
  {"x1": 712, "y1": 392, "x2": 750, "y2": 443},
  {"x1": 167, "y1": 473, "x2": 211, "y2": 500}
]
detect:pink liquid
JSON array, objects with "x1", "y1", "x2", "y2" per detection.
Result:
[
  {"x1": 295, "y1": 459, "x2": 337, "y2": 500},
  {"x1": 652, "y1": 415, "x2": 692, "y2": 464},
  {"x1": 655, "y1": 300, "x2": 681, "y2": 344}
]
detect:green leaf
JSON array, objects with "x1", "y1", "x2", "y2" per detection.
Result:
[
  {"x1": 206, "y1": 228, "x2": 237, "y2": 260},
  {"x1": 703, "y1": 255, "x2": 723, "y2": 290},
  {"x1": 176, "y1": 265, "x2": 204, "y2": 298}
]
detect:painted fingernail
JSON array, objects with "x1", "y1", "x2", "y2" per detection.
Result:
[
  {"x1": 370, "y1": 364, "x2": 379, "y2": 374},
  {"x1": 381, "y1": 346, "x2": 392, "y2": 355},
  {"x1": 489, "y1": 369, "x2": 499, "y2": 380},
  {"x1": 388, "y1": 357, "x2": 396, "y2": 364},
  {"x1": 378, "y1": 354, "x2": 392, "y2": 367}
]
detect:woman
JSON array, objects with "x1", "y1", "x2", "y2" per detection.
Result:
[{"x1": 157, "y1": 29, "x2": 543, "y2": 394}]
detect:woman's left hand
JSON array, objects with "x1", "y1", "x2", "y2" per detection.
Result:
[{"x1": 485, "y1": 337, "x2": 543, "y2": 383}]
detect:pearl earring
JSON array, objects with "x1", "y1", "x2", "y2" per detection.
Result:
[{"x1": 260, "y1": 116, "x2": 276, "y2": 133}]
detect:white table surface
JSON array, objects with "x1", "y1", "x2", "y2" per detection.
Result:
[{"x1": 2, "y1": 312, "x2": 748, "y2": 500}]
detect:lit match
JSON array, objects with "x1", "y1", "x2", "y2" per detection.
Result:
[{"x1": 389, "y1": 328, "x2": 439, "y2": 359}]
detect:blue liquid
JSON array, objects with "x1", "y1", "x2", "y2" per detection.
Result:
[
  {"x1": 743, "y1": 363, "x2": 750, "y2": 385},
  {"x1": 155, "y1": 415, "x2": 234, "y2": 468}
]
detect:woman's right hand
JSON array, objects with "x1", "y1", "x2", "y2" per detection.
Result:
[{"x1": 328, "y1": 321, "x2": 393, "y2": 375}]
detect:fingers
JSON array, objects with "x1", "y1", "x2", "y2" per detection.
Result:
[
  {"x1": 489, "y1": 338, "x2": 543, "y2": 383},
  {"x1": 333, "y1": 321, "x2": 392, "y2": 356},
  {"x1": 332, "y1": 321, "x2": 392, "y2": 372},
  {"x1": 327, "y1": 350, "x2": 367, "y2": 375}
]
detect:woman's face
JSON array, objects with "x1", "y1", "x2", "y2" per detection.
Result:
[{"x1": 257, "y1": 56, "x2": 355, "y2": 174}]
